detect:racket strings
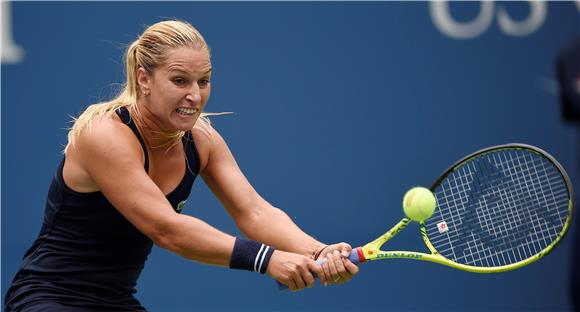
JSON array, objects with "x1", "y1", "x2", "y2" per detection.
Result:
[{"x1": 425, "y1": 149, "x2": 569, "y2": 267}]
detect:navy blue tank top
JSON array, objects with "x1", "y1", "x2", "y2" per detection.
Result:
[{"x1": 4, "y1": 107, "x2": 200, "y2": 311}]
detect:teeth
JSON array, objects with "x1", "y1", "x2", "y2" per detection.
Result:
[{"x1": 176, "y1": 107, "x2": 198, "y2": 115}]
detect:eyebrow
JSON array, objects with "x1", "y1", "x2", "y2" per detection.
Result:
[{"x1": 168, "y1": 67, "x2": 213, "y2": 75}]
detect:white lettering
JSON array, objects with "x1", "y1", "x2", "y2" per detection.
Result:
[
  {"x1": 497, "y1": 2, "x2": 547, "y2": 37},
  {"x1": 430, "y1": 1, "x2": 550, "y2": 40},
  {"x1": 430, "y1": 1, "x2": 494, "y2": 40},
  {"x1": 2, "y1": 2, "x2": 24, "y2": 64}
]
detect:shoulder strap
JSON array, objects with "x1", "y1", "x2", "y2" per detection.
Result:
[{"x1": 115, "y1": 107, "x2": 150, "y2": 172}]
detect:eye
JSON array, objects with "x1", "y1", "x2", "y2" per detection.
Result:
[
  {"x1": 172, "y1": 77, "x2": 187, "y2": 86},
  {"x1": 198, "y1": 79, "x2": 210, "y2": 88}
]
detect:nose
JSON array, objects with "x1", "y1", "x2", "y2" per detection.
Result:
[{"x1": 186, "y1": 84, "x2": 202, "y2": 104}]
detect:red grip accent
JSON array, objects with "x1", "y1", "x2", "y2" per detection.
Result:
[{"x1": 356, "y1": 247, "x2": 366, "y2": 263}]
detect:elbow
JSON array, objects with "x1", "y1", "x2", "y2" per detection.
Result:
[
  {"x1": 237, "y1": 207, "x2": 263, "y2": 235},
  {"x1": 238, "y1": 205, "x2": 281, "y2": 237},
  {"x1": 149, "y1": 216, "x2": 181, "y2": 252},
  {"x1": 151, "y1": 230, "x2": 174, "y2": 251}
]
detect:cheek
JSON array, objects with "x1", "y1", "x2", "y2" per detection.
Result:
[
  {"x1": 157, "y1": 86, "x2": 184, "y2": 105},
  {"x1": 200, "y1": 88, "x2": 211, "y2": 105}
]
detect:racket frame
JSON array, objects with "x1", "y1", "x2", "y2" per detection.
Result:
[{"x1": 355, "y1": 143, "x2": 574, "y2": 273}]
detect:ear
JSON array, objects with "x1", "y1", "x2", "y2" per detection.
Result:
[{"x1": 136, "y1": 67, "x2": 151, "y2": 96}]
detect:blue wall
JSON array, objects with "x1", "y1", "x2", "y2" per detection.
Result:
[{"x1": 2, "y1": 2, "x2": 579, "y2": 311}]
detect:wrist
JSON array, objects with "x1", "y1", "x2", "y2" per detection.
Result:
[
  {"x1": 229, "y1": 237, "x2": 275, "y2": 274},
  {"x1": 311, "y1": 244, "x2": 328, "y2": 260}
]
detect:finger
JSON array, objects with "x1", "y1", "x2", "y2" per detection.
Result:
[
  {"x1": 307, "y1": 260, "x2": 325, "y2": 285},
  {"x1": 327, "y1": 251, "x2": 340, "y2": 283},
  {"x1": 343, "y1": 258, "x2": 360, "y2": 275},
  {"x1": 321, "y1": 258, "x2": 331, "y2": 286},
  {"x1": 339, "y1": 243, "x2": 352, "y2": 258},
  {"x1": 285, "y1": 277, "x2": 298, "y2": 292},
  {"x1": 334, "y1": 253, "x2": 351, "y2": 281},
  {"x1": 298, "y1": 262, "x2": 316, "y2": 288},
  {"x1": 292, "y1": 270, "x2": 306, "y2": 291}
]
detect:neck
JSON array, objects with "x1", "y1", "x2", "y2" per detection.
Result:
[{"x1": 130, "y1": 103, "x2": 181, "y2": 150}]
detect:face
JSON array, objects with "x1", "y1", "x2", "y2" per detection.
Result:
[{"x1": 137, "y1": 47, "x2": 212, "y2": 132}]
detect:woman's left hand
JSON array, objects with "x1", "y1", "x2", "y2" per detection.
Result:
[{"x1": 316, "y1": 242, "x2": 359, "y2": 285}]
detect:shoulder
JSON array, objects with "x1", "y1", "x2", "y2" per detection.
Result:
[
  {"x1": 68, "y1": 110, "x2": 144, "y2": 164},
  {"x1": 63, "y1": 108, "x2": 145, "y2": 192}
]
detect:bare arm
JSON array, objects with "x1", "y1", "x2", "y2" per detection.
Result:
[
  {"x1": 196, "y1": 126, "x2": 358, "y2": 287},
  {"x1": 73, "y1": 117, "x2": 235, "y2": 267},
  {"x1": 198, "y1": 127, "x2": 321, "y2": 256}
]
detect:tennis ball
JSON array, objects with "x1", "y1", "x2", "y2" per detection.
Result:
[{"x1": 403, "y1": 187, "x2": 436, "y2": 222}]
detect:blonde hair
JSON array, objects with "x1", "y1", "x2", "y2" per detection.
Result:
[{"x1": 65, "y1": 20, "x2": 216, "y2": 152}]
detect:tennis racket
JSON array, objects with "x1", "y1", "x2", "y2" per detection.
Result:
[{"x1": 278, "y1": 143, "x2": 573, "y2": 289}]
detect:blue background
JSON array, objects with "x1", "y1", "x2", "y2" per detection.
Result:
[{"x1": 2, "y1": 2, "x2": 579, "y2": 311}]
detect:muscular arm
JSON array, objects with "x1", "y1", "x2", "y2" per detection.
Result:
[
  {"x1": 74, "y1": 117, "x2": 235, "y2": 266},
  {"x1": 73, "y1": 116, "x2": 352, "y2": 290},
  {"x1": 198, "y1": 126, "x2": 358, "y2": 288},
  {"x1": 198, "y1": 127, "x2": 322, "y2": 256}
]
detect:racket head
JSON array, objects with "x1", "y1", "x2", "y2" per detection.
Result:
[{"x1": 422, "y1": 143, "x2": 573, "y2": 272}]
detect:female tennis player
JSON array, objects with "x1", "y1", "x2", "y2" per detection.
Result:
[{"x1": 4, "y1": 20, "x2": 358, "y2": 311}]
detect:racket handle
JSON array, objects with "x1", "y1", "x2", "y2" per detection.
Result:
[
  {"x1": 276, "y1": 248, "x2": 363, "y2": 290},
  {"x1": 348, "y1": 247, "x2": 364, "y2": 264}
]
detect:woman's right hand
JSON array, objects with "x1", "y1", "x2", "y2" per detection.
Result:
[{"x1": 266, "y1": 250, "x2": 325, "y2": 291}]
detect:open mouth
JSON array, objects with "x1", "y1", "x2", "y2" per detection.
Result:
[{"x1": 176, "y1": 107, "x2": 199, "y2": 116}]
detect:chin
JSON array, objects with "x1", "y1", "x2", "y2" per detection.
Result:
[{"x1": 173, "y1": 118, "x2": 198, "y2": 131}]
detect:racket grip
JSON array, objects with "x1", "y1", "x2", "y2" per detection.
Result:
[
  {"x1": 348, "y1": 247, "x2": 363, "y2": 264},
  {"x1": 276, "y1": 248, "x2": 362, "y2": 290}
]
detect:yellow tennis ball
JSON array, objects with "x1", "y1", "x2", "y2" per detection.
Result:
[{"x1": 403, "y1": 187, "x2": 437, "y2": 222}]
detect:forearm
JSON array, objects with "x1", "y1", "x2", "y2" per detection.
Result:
[
  {"x1": 154, "y1": 214, "x2": 236, "y2": 267},
  {"x1": 238, "y1": 204, "x2": 324, "y2": 257}
]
